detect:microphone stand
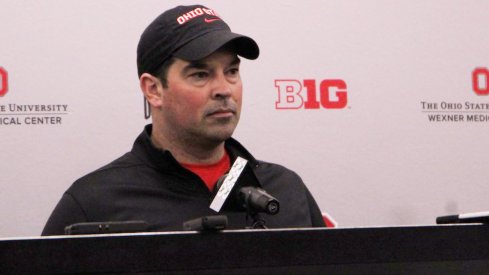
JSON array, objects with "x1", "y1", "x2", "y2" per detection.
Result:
[{"x1": 245, "y1": 204, "x2": 268, "y2": 229}]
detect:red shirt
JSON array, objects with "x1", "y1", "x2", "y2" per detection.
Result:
[{"x1": 180, "y1": 151, "x2": 230, "y2": 191}]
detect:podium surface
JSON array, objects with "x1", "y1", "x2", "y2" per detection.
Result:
[{"x1": 1, "y1": 224, "x2": 489, "y2": 274}]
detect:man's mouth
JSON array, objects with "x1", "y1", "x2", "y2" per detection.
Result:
[
  {"x1": 206, "y1": 104, "x2": 237, "y2": 117},
  {"x1": 207, "y1": 108, "x2": 235, "y2": 118}
]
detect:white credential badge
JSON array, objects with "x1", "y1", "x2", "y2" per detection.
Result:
[{"x1": 209, "y1": 156, "x2": 248, "y2": 212}]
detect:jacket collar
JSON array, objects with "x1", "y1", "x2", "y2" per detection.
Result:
[{"x1": 132, "y1": 124, "x2": 259, "y2": 172}]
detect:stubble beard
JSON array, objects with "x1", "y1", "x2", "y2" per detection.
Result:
[{"x1": 190, "y1": 113, "x2": 239, "y2": 149}]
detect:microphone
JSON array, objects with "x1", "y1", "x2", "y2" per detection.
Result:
[
  {"x1": 436, "y1": 211, "x2": 489, "y2": 224},
  {"x1": 238, "y1": 186, "x2": 280, "y2": 215},
  {"x1": 64, "y1": 221, "x2": 149, "y2": 235},
  {"x1": 183, "y1": 215, "x2": 228, "y2": 231}
]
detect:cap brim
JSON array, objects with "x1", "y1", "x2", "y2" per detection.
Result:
[{"x1": 173, "y1": 30, "x2": 259, "y2": 61}]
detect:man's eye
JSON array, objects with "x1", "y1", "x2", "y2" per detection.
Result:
[
  {"x1": 191, "y1": 72, "x2": 209, "y2": 79},
  {"x1": 226, "y1": 68, "x2": 240, "y2": 77}
]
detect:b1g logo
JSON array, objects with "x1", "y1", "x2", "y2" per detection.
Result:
[
  {"x1": 275, "y1": 79, "x2": 348, "y2": 109},
  {"x1": 472, "y1": 67, "x2": 489, "y2": 96},
  {"x1": 0, "y1": 67, "x2": 8, "y2": 97}
]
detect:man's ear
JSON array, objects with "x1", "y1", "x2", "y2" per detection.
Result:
[{"x1": 140, "y1": 73, "x2": 163, "y2": 108}]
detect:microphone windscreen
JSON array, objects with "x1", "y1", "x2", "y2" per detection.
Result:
[{"x1": 436, "y1": 215, "x2": 459, "y2": 224}]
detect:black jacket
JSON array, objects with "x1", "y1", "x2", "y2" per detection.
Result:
[{"x1": 42, "y1": 125, "x2": 325, "y2": 235}]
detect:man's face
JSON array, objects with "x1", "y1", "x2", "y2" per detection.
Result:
[{"x1": 158, "y1": 49, "x2": 243, "y2": 147}]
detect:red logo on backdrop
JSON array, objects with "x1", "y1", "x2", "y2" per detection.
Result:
[
  {"x1": 275, "y1": 79, "x2": 348, "y2": 109},
  {"x1": 472, "y1": 67, "x2": 489, "y2": 96},
  {"x1": 0, "y1": 67, "x2": 8, "y2": 97}
]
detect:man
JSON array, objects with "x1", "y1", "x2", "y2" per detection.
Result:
[{"x1": 42, "y1": 4, "x2": 325, "y2": 236}]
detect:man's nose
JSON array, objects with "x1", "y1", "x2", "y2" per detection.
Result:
[{"x1": 211, "y1": 73, "x2": 232, "y2": 98}]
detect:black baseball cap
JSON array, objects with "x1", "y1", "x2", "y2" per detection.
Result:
[{"x1": 137, "y1": 5, "x2": 260, "y2": 77}]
